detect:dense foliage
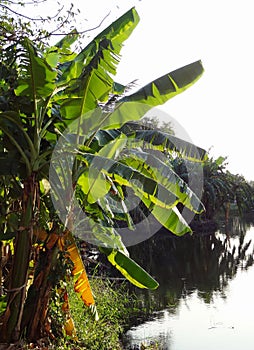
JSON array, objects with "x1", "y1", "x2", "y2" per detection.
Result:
[
  {"x1": 0, "y1": 4, "x2": 205, "y2": 347},
  {"x1": 198, "y1": 157, "x2": 254, "y2": 220},
  {"x1": 173, "y1": 156, "x2": 254, "y2": 221}
]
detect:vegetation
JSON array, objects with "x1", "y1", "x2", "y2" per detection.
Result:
[
  {"x1": 137, "y1": 115, "x2": 175, "y2": 134},
  {"x1": 0, "y1": 3, "x2": 206, "y2": 347},
  {"x1": 198, "y1": 156, "x2": 254, "y2": 221},
  {"x1": 49, "y1": 278, "x2": 144, "y2": 350},
  {"x1": 0, "y1": 2, "x2": 253, "y2": 349},
  {"x1": 0, "y1": 0, "x2": 79, "y2": 45},
  {"x1": 171, "y1": 155, "x2": 254, "y2": 224},
  {"x1": 140, "y1": 117, "x2": 254, "y2": 224}
]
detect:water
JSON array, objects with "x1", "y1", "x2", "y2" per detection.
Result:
[{"x1": 125, "y1": 216, "x2": 254, "y2": 350}]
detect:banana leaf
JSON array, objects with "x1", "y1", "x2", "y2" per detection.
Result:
[
  {"x1": 71, "y1": 214, "x2": 130, "y2": 252},
  {"x1": 121, "y1": 149, "x2": 204, "y2": 214},
  {"x1": 58, "y1": 8, "x2": 139, "y2": 117},
  {"x1": 141, "y1": 199, "x2": 192, "y2": 236},
  {"x1": 59, "y1": 7, "x2": 139, "y2": 83},
  {"x1": 125, "y1": 129, "x2": 207, "y2": 162},
  {"x1": 15, "y1": 39, "x2": 58, "y2": 99},
  {"x1": 77, "y1": 149, "x2": 198, "y2": 235},
  {"x1": 91, "y1": 127, "x2": 207, "y2": 164},
  {"x1": 122, "y1": 60, "x2": 204, "y2": 105},
  {"x1": 78, "y1": 134, "x2": 127, "y2": 203},
  {"x1": 82, "y1": 61, "x2": 204, "y2": 132},
  {"x1": 92, "y1": 129, "x2": 122, "y2": 149},
  {"x1": 54, "y1": 28, "x2": 79, "y2": 50},
  {"x1": 100, "y1": 247, "x2": 159, "y2": 289},
  {"x1": 78, "y1": 153, "x2": 179, "y2": 209}
]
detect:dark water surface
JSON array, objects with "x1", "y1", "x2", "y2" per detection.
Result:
[{"x1": 125, "y1": 216, "x2": 254, "y2": 350}]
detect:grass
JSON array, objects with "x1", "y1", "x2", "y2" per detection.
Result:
[
  {"x1": 49, "y1": 277, "x2": 146, "y2": 350},
  {"x1": 18, "y1": 276, "x2": 159, "y2": 350}
]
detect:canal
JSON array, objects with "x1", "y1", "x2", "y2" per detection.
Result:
[{"x1": 125, "y1": 215, "x2": 254, "y2": 349}]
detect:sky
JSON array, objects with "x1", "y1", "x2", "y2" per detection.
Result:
[{"x1": 29, "y1": 0, "x2": 254, "y2": 181}]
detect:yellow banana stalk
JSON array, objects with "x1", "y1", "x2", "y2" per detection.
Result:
[
  {"x1": 34, "y1": 227, "x2": 97, "y2": 322},
  {"x1": 62, "y1": 231, "x2": 95, "y2": 307}
]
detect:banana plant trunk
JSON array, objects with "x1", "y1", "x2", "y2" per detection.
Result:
[
  {"x1": 23, "y1": 242, "x2": 59, "y2": 341},
  {"x1": 0, "y1": 174, "x2": 37, "y2": 343},
  {"x1": 0, "y1": 241, "x2": 2, "y2": 297}
]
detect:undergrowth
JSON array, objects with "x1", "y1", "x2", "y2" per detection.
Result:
[{"x1": 49, "y1": 277, "x2": 147, "y2": 350}]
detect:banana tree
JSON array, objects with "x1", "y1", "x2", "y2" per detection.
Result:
[
  {"x1": 201, "y1": 157, "x2": 254, "y2": 220},
  {"x1": 0, "y1": 7, "x2": 205, "y2": 344}
]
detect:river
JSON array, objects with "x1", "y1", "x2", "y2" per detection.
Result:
[{"x1": 124, "y1": 215, "x2": 254, "y2": 350}]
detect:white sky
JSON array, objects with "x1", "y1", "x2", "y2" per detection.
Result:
[{"x1": 31, "y1": 0, "x2": 254, "y2": 180}]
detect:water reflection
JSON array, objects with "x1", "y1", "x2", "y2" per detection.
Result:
[{"x1": 125, "y1": 215, "x2": 254, "y2": 349}]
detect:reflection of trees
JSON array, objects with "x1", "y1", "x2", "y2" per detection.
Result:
[
  {"x1": 129, "y1": 217, "x2": 254, "y2": 311},
  {"x1": 222, "y1": 214, "x2": 254, "y2": 236}
]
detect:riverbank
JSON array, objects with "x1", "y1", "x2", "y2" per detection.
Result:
[
  {"x1": 49, "y1": 278, "x2": 144, "y2": 350},
  {"x1": 0, "y1": 277, "x2": 157, "y2": 350}
]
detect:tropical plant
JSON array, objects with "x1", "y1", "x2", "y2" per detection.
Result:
[
  {"x1": 0, "y1": 7, "x2": 205, "y2": 345},
  {"x1": 192, "y1": 156, "x2": 254, "y2": 221}
]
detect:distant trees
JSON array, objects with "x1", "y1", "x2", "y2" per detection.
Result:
[
  {"x1": 173, "y1": 155, "x2": 254, "y2": 221},
  {"x1": 128, "y1": 120, "x2": 254, "y2": 222},
  {"x1": 201, "y1": 157, "x2": 254, "y2": 220},
  {"x1": 146, "y1": 123, "x2": 254, "y2": 222},
  {"x1": 138, "y1": 115, "x2": 175, "y2": 134}
]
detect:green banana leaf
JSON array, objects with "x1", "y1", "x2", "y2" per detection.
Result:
[
  {"x1": 60, "y1": 7, "x2": 139, "y2": 82},
  {"x1": 78, "y1": 153, "x2": 179, "y2": 209},
  {"x1": 97, "y1": 133, "x2": 127, "y2": 159},
  {"x1": 77, "y1": 130, "x2": 204, "y2": 213},
  {"x1": 76, "y1": 155, "x2": 194, "y2": 236},
  {"x1": 121, "y1": 149, "x2": 204, "y2": 214},
  {"x1": 60, "y1": 38, "x2": 119, "y2": 117},
  {"x1": 59, "y1": 61, "x2": 204, "y2": 143},
  {"x1": 15, "y1": 39, "x2": 57, "y2": 99},
  {"x1": 45, "y1": 30, "x2": 79, "y2": 74},
  {"x1": 102, "y1": 190, "x2": 135, "y2": 230},
  {"x1": 78, "y1": 168, "x2": 111, "y2": 204},
  {"x1": 88, "y1": 129, "x2": 122, "y2": 151},
  {"x1": 70, "y1": 211, "x2": 130, "y2": 252},
  {"x1": 88, "y1": 220, "x2": 129, "y2": 251},
  {"x1": 91, "y1": 128, "x2": 206, "y2": 163},
  {"x1": 126, "y1": 129, "x2": 207, "y2": 162},
  {"x1": 77, "y1": 134, "x2": 127, "y2": 203},
  {"x1": 100, "y1": 247, "x2": 159, "y2": 289},
  {"x1": 58, "y1": 8, "x2": 139, "y2": 117},
  {"x1": 122, "y1": 60, "x2": 204, "y2": 105},
  {"x1": 141, "y1": 200, "x2": 191, "y2": 236},
  {"x1": 77, "y1": 150, "x2": 196, "y2": 235},
  {"x1": 0, "y1": 112, "x2": 36, "y2": 174},
  {"x1": 54, "y1": 28, "x2": 79, "y2": 50},
  {"x1": 86, "y1": 61, "x2": 204, "y2": 132}
]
